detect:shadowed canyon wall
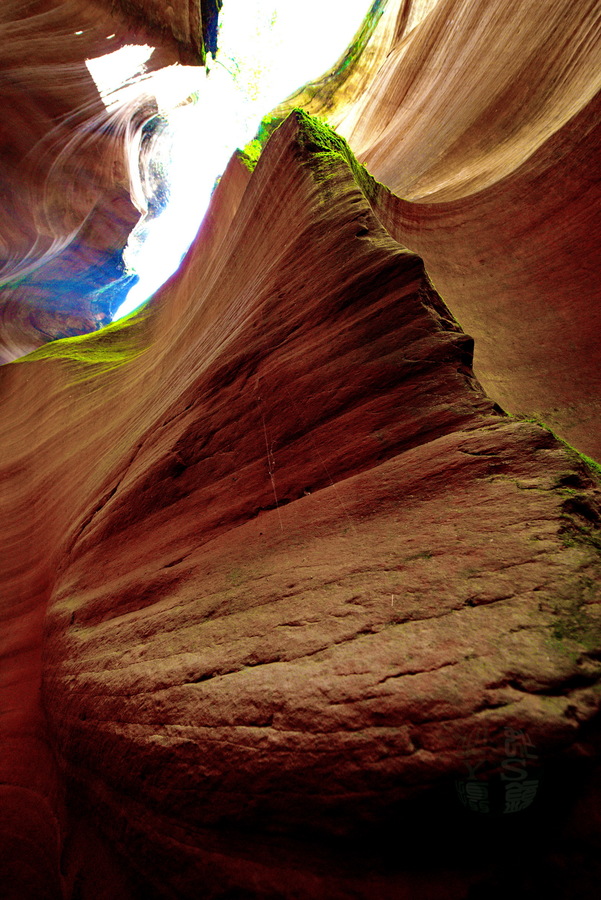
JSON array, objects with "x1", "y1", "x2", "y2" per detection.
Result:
[
  {"x1": 1, "y1": 2, "x2": 600, "y2": 899},
  {"x1": 0, "y1": 0, "x2": 212, "y2": 362}
]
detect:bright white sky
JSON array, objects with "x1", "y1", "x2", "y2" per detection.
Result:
[{"x1": 86, "y1": 0, "x2": 374, "y2": 320}]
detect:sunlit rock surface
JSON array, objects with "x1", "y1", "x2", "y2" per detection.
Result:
[
  {"x1": 2, "y1": 109, "x2": 601, "y2": 898},
  {"x1": 103, "y1": 0, "x2": 221, "y2": 61},
  {"x1": 273, "y1": 0, "x2": 601, "y2": 460},
  {"x1": 1, "y1": 0, "x2": 599, "y2": 453},
  {"x1": 1, "y1": 1, "x2": 601, "y2": 899}
]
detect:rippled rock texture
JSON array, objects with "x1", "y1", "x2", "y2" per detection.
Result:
[
  {"x1": 1, "y1": 1, "x2": 601, "y2": 899},
  {"x1": 0, "y1": 0, "x2": 209, "y2": 362},
  {"x1": 275, "y1": 0, "x2": 601, "y2": 460},
  {"x1": 2, "y1": 108, "x2": 601, "y2": 898}
]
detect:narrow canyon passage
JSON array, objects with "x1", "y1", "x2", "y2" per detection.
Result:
[{"x1": 0, "y1": 2, "x2": 600, "y2": 899}]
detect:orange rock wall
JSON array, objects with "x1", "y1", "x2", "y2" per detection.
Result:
[
  {"x1": 0, "y1": 1, "x2": 600, "y2": 898},
  {"x1": 1, "y1": 110, "x2": 601, "y2": 898},
  {"x1": 279, "y1": 0, "x2": 601, "y2": 458}
]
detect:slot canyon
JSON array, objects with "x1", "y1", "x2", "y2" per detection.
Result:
[{"x1": 0, "y1": 1, "x2": 600, "y2": 897}]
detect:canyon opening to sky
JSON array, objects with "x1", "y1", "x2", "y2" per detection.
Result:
[
  {"x1": 0, "y1": 2, "x2": 599, "y2": 898},
  {"x1": 85, "y1": 0, "x2": 376, "y2": 320}
]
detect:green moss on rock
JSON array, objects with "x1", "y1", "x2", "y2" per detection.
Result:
[
  {"x1": 510, "y1": 413, "x2": 601, "y2": 483},
  {"x1": 9, "y1": 306, "x2": 150, "y2": 378},
  {"x1": 242, "y1": 109, "x2": 387, "y2": 209}
]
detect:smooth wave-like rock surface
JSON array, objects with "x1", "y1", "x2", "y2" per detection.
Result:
[
  {"x1": 2, "y1": 0, "x2": 599, "y2": 459},
  {"x1": 2, "y1": 110, "x2": 601, "y2": 898},
  {"x1": 0, "y1": 0, "x2": 207, "y2": 363},
  {"x1": 104, "y1": 0, "x2": 222, "y2": 60},
  {"x1": 1, "y1": 1, "x2": 601, "y2": 897},
  {"x1": 274, "y1": 0, "x2": 601, "y2": 460}
]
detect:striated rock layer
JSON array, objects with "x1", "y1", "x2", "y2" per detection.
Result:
[
  {"x1": 273, "y1": 0, "x2": 601, "y2": 460},
  {"x1": 2, "y1": 0, "x2": 599, "y2": 461},
  {"x1": 0, "y1": 0, "x2": 206, "y2": 363},
  {"x1": 103, "y1": 0, "x2": 222, "y2": 61},
  {"x1": 1, "y1": 111, "x2": 601, "y2": 898}
]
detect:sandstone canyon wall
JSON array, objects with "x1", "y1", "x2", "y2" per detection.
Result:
[
  {"x1": 275, "y1": 0, "x2": 601, "y2": 460},
  {"x1": 0, "y1": 0, "x2": 211, "y2": 362},
  {"x1": 1, "y1": 2, "x2": 601, "y2": 899}
]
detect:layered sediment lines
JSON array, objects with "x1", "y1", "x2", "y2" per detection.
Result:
[
  {"x1": 101, "y1": 0, "x2": 221, "y2": 60},
  {"x1": 368, "y1": 88, "x2": 601, "y2": 460},
  {"x1": 281, "y1": 0, "x2": 601, "y2": 459},
  {"x1": 1, "y1": 112, "x2": 600, "y2": 898},
  {"x1": 2, "y1": 0, "x2": 599, "y2": 462},
  {"x1": 0, "y1": 0, "x2": 206, "y2": 363},
  {"x1": 351, "y1": 0, "x2": 601, "y2": 460}
]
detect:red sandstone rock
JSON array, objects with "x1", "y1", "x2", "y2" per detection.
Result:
[
  {"x1": 2, "y1": 0, "x2": 599, "y2": 457},
  {"x1": 1, "y1": 108, "x2": 600, "y2": 898},
  {"x1": 275, "y1": 0, "x2": 601, "y2": 460},
  {"x1": 1, "y1": 1, "x2": 601, "y2": 898},
  {"x1": 0, "y1": 0, "x2": 204, "y2": 363},
  {"x1": 101, "y1": 0, "x2": 220, "y2": 61}
]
